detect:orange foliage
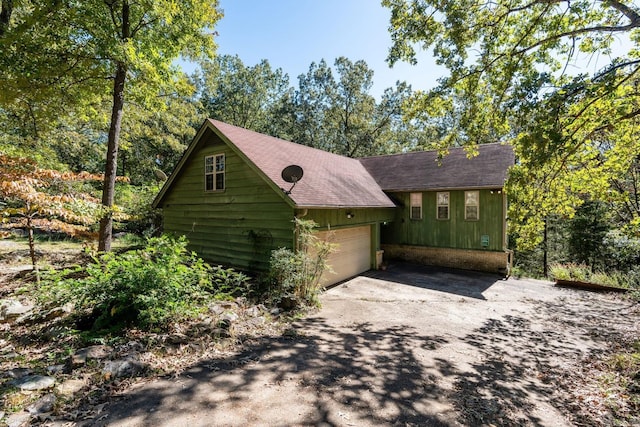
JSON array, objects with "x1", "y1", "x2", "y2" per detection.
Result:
[{"x1": 0, "y1": 154, "x2": 127, "y2": 239}]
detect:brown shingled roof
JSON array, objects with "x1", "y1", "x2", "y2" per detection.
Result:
[
  {"x1": 359, "y1": 143, "x2": 514, "y2": 192},
  {"x1": 209, "y1": 120, "x2": 395, "y2": 208}
]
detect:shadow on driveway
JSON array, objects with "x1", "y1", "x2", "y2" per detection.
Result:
[
  {"x1": 92, "y1": 320, "x2": 453, "y2": 427},
  {"x1": 80, "y1": 265, "x2": 636, "y2": 427},
  {"x1": 362, "y1": 261, "x2": 504, "y2": 300}
]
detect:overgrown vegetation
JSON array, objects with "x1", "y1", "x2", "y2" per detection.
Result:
[
  {"x1": 549, "y1": 263, "x2": 635, "y2": 288},
  {"x1": 38, "y1": 235, "x2": 249, "y2": 332},
  {"x1": 512, "y1": 201, "x2": 640, "y2": 302},
  {"x1": 266, "y1": 218, "x2": 335, "y2": 308}
]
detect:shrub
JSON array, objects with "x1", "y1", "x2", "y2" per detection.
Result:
[
  {"x1": 40, "y1": 235, "x2": 215, "y2": 331},
  {"x1": 267, "y1": 218, "x2": 334, "y2": 308},
  {"x1": 209, "y1": 265, "x2": 251, "y2": 297}
]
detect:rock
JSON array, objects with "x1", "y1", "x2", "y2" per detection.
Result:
[
  {"x1": 245, "y1": 306, "x2": 261, "y2": 317},
  {"x1": 246, "y1": 316, "x2": 266, "y2": 327},
  {"x1": 5, "y1": 412, "x2": 30, "y2": 427},
  {"x1": 221, "y1": 312, "x2": 239, "y2": 322},
  {"x1": 123, "y1": 340, "x2": 144, "y2": 353},
  {"x1": 26, "y1": 393, "x2": 56, "y2": 414},
  {"x1": 0, "y1": 352, "x2": 18, "y2": 360},
  {"x1": 209, "y1": 301, "x2": 237, "y2": 315},
  {"x1": 102, "y1": 359, "x2": 147, "y2": 379},
  {"x1": 46, "y1": 364, "x2": 66, "y2": 375},
  {"x1": 269, "y1": 307, "x2": 282, "y2": 315},
  {"x1": 56, "y1": 378, "x2": 87, "y2": 396},
  {"x1": 69, "y1": 344, "x2": 113, "y2": 368},
  {"x1": 10, "y1": 375, "x2": 55, "y2": 391},
  {"x1": 166, "y1": 333, "x2": 190, "y2": 345},
  {"x1": 0, "y1": 300, "x2": 34, "y2": 323},
  {"x1": 15, "y1": 305, "x2": 72, "y2": 325},
  {"x1": 4, "y1": 368, "x2": 32, "y2": 379},
  {"x1": 209, "y1": 304, "x2": 225, "y2": 315}
]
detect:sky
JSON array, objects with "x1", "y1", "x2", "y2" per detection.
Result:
[
  {"x1": 211, "y1": 0, "x2": 444, "y2": 99},
  {"x1": 201, "y1": 0, "x2": 634, "y2": 100}
]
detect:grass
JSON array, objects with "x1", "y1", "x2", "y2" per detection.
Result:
[
  {"x1": 599, "y1": 341, "x2": 640, "y2": 424},
  {"x1": 549, "y1": 263, "x2": 636, "y2": 290}
]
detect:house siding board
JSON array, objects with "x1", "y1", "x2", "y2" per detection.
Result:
[
  {"x1": 160, "y1": 133, "x2": 294, "y2": 271},
  {"x1": 305, "y1": 208, "x2": 395, "y2": 231},
  {"x1": 381, "y1": 189, "x2": 504, "y2": 251}
]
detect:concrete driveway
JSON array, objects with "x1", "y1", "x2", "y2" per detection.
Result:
[{"x1": 91, "y1": 263, "x2": 637, "y2": 426}]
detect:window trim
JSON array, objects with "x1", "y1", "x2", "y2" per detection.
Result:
[
  {"x1": 205, "y1": 153, "x2": 225, "y2": 192},
  {"x1": 409, "y1": 192, "x2": 422, "y2": 220},
  {"x1": 465, "y1": 190, "x2": 479, "y2": 221},
  {"x1": 436, "y1": 191, "x2": 450, "y2": 220}
]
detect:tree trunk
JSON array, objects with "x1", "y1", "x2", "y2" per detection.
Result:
[
  {"x1": 543, "y1": 218, "x2": 548, "y2": 278},
  {"x1": 26, "y1": 214, "x2": 39, "y2": 284},
  {"x1": 98, "y1": 61, "x2": 127, "y2": 252},
  {"x1": 0, "y1": 0, "x2": 13, "y2": 36},
  {"x1": 98, "y1": 0, "x2": 130, "y2": 252}
]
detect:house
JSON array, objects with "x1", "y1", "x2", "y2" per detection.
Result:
[
  {"x1": 360, "y1": 146, "x2": 514, "y2": 273},
  {"x1": 152, "y1": 119, "x2": 514, "y2": 285}
]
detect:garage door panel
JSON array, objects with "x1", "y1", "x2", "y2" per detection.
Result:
[{"x1": 316, "y1": 226, "x2": 371, "y2": 286}]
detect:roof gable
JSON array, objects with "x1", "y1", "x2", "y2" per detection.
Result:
[
  {"x1": 209, "y1": 120, "x2": 395, "y2": 208},
  {"x1": 154, "y1": 120, "x2": 395, "y2": 209},
  {"x1": 359, "y1": 143, "x2": 514, "y2": 192}
]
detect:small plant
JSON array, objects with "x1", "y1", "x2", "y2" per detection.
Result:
[
  {"x1": 548, "y1": 263, "x2": 571, "y2": 281},
  {"x1": 267, "y1": 218, "x2": 335, "y2": 308},
  {"x1": 209, "y1": 265, "x2": 251, "y2": 297}
]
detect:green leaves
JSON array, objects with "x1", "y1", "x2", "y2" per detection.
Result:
[
  {"x1": 40, "y1": 235, "x2": 218, "y2": 330},
  {"x1": 384, "y1": 0, "x2": 640, "y2": 249}
]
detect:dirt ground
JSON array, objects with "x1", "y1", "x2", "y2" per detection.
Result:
[{"x1": 85, "y1": 263, "x2": 639, "y2": 427}]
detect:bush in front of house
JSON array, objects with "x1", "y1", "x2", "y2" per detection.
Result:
[
  {"x1": 267, "y1": 218, "x2": 334, "y2": 309},
  {"x1": 39, "y1": 235, "x2": 249, "y2": 331}
]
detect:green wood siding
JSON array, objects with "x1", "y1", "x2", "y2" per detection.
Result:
[
  {"x1": 160, "y1": 131, "x2": 294, "y2": 271},
  {"x1": 381, "y1": 190, "x2": 505, "y2": 251},
  {"x1": 305, "y1": 208, "x2": 395, "y2": 231}
]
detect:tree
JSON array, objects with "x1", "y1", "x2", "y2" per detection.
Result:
[
  {"x1": 383, "y1": 0, "x2": 640, "y2": 249},
  {"x1": 0, "y1": 1, "x2": 222, "y2": 251},
  {"x1": 198, "y1": 55, "x2": 292, "y2": 137},
  {"x1": 292, "y1": 57, "x2": 415, "y2": 157},
  {"x1": 0, "y1": 154, "x2": 109, "y2": 277},
  {"x1": 568, "y1": 200, "x2": 611, "y2": 270}
]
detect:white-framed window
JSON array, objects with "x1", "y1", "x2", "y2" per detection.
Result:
[
  {"x1": 436, "y1": 192, "x2": 449, "y2": 220},
  {"x1": 410, "y1": 192, "x2": 422, "y2": 220},
  {"x1": 205, "y1": 154, "x2": 225, "y2": 191},
  {"x1": 465, "y1": 190, "x2": 479, "y2": 220}
]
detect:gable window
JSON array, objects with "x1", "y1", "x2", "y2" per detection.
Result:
[
  {"x1": 436, "y1": 192, "x2": 449, "y2": 220},
  {"x1": 465, "y1": 190, "x2": 479, "y2": 220},
  {"x1": 205, "y1": 154, "x2": 225, "y2": 191},
  {"x1": 410, "y1": 192, "x2": 422, "y2": 220}
]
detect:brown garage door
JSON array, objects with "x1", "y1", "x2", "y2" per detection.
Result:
[{"x1": 315, "y1": 225, "x2": 371, "y2": 286}]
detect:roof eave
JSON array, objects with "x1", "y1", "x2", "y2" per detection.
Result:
[
  {"x1": 294, "y1": 203, "x2": 397, "y2": 209},
  {"x1": 381, "y1": 184, "x2": 505, "y2": 193}
]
